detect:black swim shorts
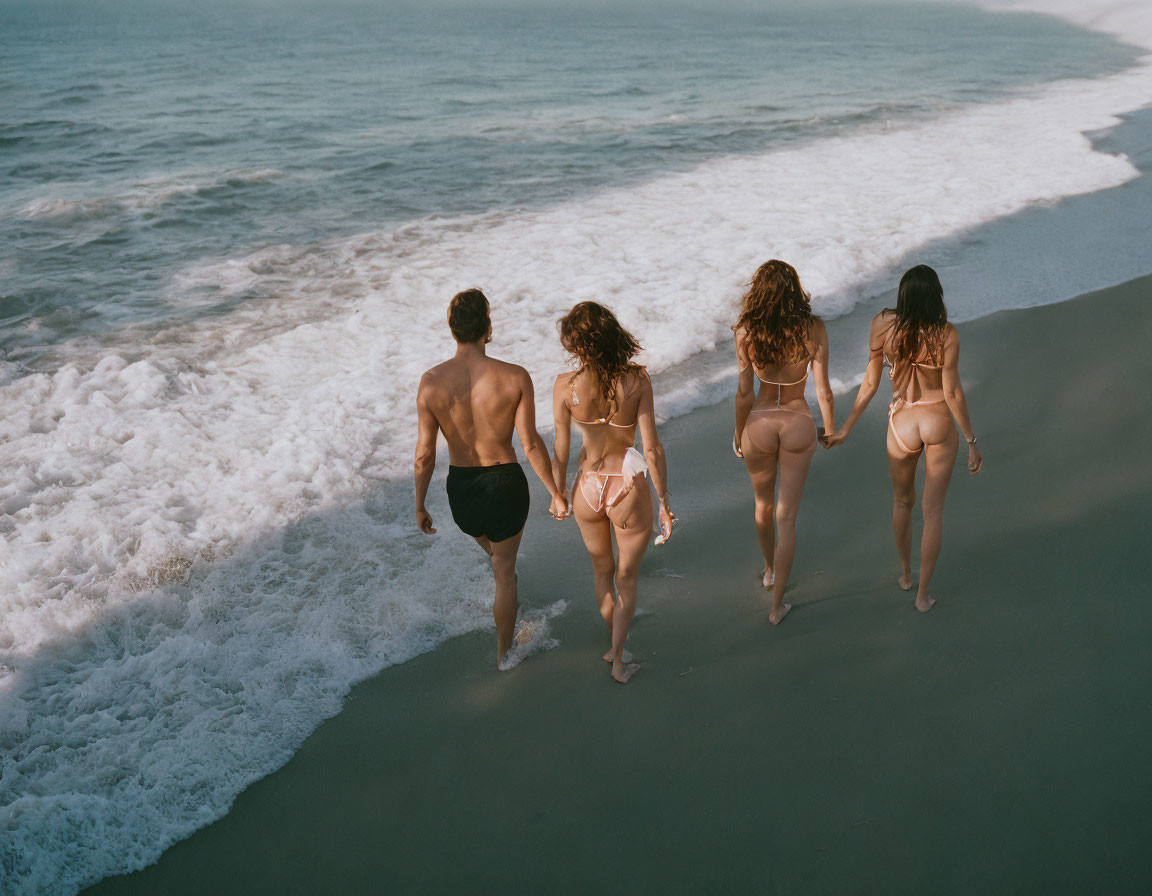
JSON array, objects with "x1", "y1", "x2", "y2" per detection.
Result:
[{"x1": 446, "y1": 461, "x2": 530, "y2": 543}]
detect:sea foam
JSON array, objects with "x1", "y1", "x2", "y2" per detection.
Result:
[
  {"x1": 15, "y1": 169, "x2": 283, "y2": 223},
  {"x1": 3, "y1": 1, "x2": 1152, "y2": 892}
]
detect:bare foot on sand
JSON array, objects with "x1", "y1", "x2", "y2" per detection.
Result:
[
  {"x1": 915, "y1": 595, "x2": 936, "y2": 613},
  {"x1": 612, "y1": 661, "x2": 641, "y2": 684},
  {"x1": 762, "y1": 569, "x2": 775, "y2": 589},
  {"x1": 769, "y1": 603, "x2": 792, "y2": 625},
  {"x1": 898, "y1": 574, "x2": 913, "y2": 591},
  {"x1": 603, "y1": 648, "x2": 633, "y2": 664}
]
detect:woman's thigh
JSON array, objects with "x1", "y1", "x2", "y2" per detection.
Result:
[
  {"x1": 776, "y1": 437, "x2": 817, "y2": 510},
  {"x1": 611, "y1": 480, "x2": 653, "y2": 579},
  {"x1": 922, "y1": 425, "x2": 958, "y2": 508}
]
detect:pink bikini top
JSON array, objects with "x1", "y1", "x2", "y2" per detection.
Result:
[{"x1": 569, "y1": 373, "x2": 638, "y2": 429}]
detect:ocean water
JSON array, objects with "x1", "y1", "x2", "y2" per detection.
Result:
[{"x1": 2, "y1": 1, "x2": 1152, "y2": 891}]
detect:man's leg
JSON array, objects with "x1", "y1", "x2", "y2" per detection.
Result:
[{"x1": 486, "y1": 528, "x2": 524, "y2": 667}]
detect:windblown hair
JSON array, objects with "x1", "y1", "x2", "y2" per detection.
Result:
[
  {"x1": 447, "y1": 288, "x2": 491, "y2": 343},
  {"x1": 887, "y1": 265, "x2": 948, "y2": 364},
  {"x1": 558, "y1": 302, "x2": 643, "y2": 406},
  {"x1": 733, "y1": 260, "x2": 815, "y2": 367}
]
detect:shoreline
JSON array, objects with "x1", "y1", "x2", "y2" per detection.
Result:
[{"x1": 88, "y1": 273, "x2": 1152, "y2": 895}]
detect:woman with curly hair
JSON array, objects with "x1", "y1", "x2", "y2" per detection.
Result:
[
  {"x1": 552, "y1": 302, "x2": 674, "y2": 684},
  {"x1": 733, "y1": 260, "x2": 835, "y2": 625},
  {"x1": 825, "y1": 265, "x2": 982, "y2": 612}
]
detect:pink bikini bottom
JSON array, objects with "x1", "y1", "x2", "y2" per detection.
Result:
[{"x1": 578, "y1": 447, "x2": 649, "y2": 513}]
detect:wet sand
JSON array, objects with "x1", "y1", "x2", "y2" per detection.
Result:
[{"x1": 90, "y1": 275, "x2": 1152, "y2": 894}]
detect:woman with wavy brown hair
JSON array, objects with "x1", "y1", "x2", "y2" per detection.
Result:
[
  {"x1": 825, "y1": 265, "x2": 981, "y2": 612},
  {"x1": 733, "y1": 260, "x2": 834, "y2": 625},
  {"x1": 552, "y1": 302, "x2": 674, "y2": 684}
]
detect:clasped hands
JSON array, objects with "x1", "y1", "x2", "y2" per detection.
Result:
[
  {"x1": 550, "y1": 492, "x2": 571, "y2": 520},
  {"x1": 819, "y1": 426, "x2": 848, "y2": 449}
]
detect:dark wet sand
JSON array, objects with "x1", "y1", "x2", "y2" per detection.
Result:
[{"x1": 90, "y1": 275, "x2": 1152, "y2": 895}]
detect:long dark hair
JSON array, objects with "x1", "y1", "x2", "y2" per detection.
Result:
[
  {"x1": 888, "y1": 264, "x2": 948, "y2": 364},
  {"x1": 558, "y1": 302, "x2": 642, "y2": 406},
  {"x1": 733, "y1": 260, "x2": 816, "y2": 367}
]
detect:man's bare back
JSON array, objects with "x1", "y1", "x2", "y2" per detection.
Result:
[{"x1": 418, "y1": 354, "x2": 528, "y2": 467}]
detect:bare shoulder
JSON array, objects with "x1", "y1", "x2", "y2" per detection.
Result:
[
  {"x1": 629, "y1": 365, "x2": 653, "y2": 395},
  {"x1": 418, "y1": 360, "x2": 450, "y2": 390},
  {"x1": 869, "y1": 310, "x2": 895, "y2": 348},
  {"x1": 871, "y1": 310, "x2": 895, "y2": 331},
  {"x1": 485, "y1": 355, "x2": 523, "y2": 373},
  {"x1": 477, "y1": 355, "x2": 522, "y2": 379},
  {"x1": 485, "y1": 357, "x2": 535, "y2": 395},
  {"x1": 733, "y1": 326, "x2": 750, "y2": 361},
  {"x1": 943, "y1": 322, "x2": 961, "y2": 353},
  {"x1": 810, "y1": 317, "x2": 828, "y2": 339},
  {"x1": 553, "y1": 368, "x2": 575, "y2": 396}
]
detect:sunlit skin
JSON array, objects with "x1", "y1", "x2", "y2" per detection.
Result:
[
  {"x1": 414, "y1": 324, "x2": 567, "y2": 668},
  {"x1": 553, "y1": 365, "x2": 673, "y2": 685},
  {"x1": 825, "y1": 308, "x2": 982, "y2": 612},
  {"x1": 733, "y1": 320, "x2": 835, "y2": 624}
]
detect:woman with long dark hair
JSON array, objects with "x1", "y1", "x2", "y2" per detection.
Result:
[
  {"x1": 552, "y1": 302, "x2": 674, "y2": 684},
  {"x1": 825, "y1": 264, "x2": 982, "y2": 611},
  {"x1": 733, "y1": 260, "x2": 835, "y2": 625}
]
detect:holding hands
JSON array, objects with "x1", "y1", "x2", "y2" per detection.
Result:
[
  {"x1": 550, "y1": 491, "x2": 571, "y2": 520},
  {"x1": 820, "y1": 426, "x2": 849, "y2": 449}
]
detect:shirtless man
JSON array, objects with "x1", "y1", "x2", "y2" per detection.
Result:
[{"x1": 414, "y1": 288, "x2": 568, "y2": 670}]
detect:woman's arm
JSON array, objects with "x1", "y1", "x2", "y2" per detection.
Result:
[
  {"x1": 826, "y1": 313, "x2": 886, "y2": 447},
  {"x1": 940, "y1": 326, "x2": 982, "y2": 475},
  {"x1": 810, "y1": 320, "x2": 835, "y2": 439},
  {"x1": 636, "y1": 370, "x2": 674, "y2": 541},
  {"x1": 733, "y1": 329, "x2": 755, "y2": 457},
  {"x1": 551, "y1": 374, "x2": 574, "y2": 514}
]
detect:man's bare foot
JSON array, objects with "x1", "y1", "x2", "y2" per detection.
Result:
[
  {"x1": 898, "y1": 574, "x2": 913, "y2": 591},
  {"x1": 612, "y1": 661, "x2": 641, "y2": 684},
  {"x1": 762, "y1": 569, "x2": 775, "y2": 589},
  {"x1": 603, "y1": 648, "x2": 633, "y2": 664},
  {"x1": 915, "y1": 595, "x2": 936, "y2": 613},
  {"x1": 497, "y1": 649, "x2": 519, "y2": 671},
  {"x1": 768, "y1": 602, "x2": 792, "y2": 625},
  {"x1": 513, "y1": 621, "x2": 535, "y2": 646}
]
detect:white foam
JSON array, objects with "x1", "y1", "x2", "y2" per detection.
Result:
[
  {"x1": 164, "y1": 19, "x2": 1151, "y2": 429},
  {"x1": 13, "y1": 169, "x2": 283, "y2": 222},
  {"x1": 4, "y1": 2, "x2": 1152, "y2": 893},
  {"x1": 497, "y1": 600, "x2": 565, "y2": 670}
]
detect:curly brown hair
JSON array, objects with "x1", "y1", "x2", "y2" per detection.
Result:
[
  {"x1": 733, "y1": 260, "x2": 816, "y2": 367},
  {"x1": 558, "y1": 301, "x2": 643, "y2": 406}
]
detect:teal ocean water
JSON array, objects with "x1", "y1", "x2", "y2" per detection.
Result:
[
  {"x1": 2, "y1": 2, "x2": 1152, "y2": 892},
  {"x1": 1, "y1": 1, "x2": 1138, "y2": 357}
]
